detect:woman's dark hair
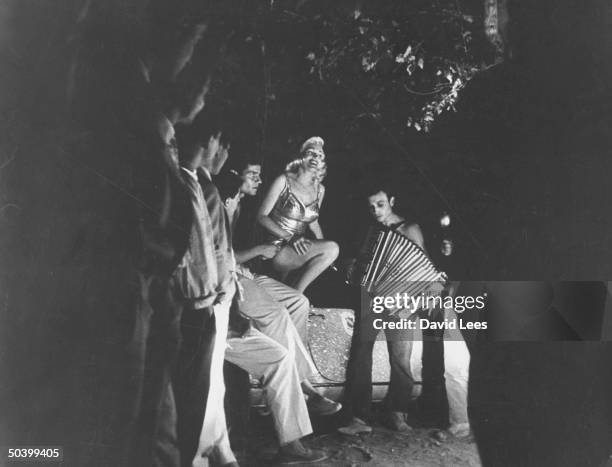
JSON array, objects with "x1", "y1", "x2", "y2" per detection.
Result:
[{"x1": 215, "y1": 170, "x2": 243, "y2": 203}]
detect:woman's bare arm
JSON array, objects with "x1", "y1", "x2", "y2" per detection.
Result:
[
  {"x1": 256, "y1": 174, "x2": 292, "y2": 239},
  {"x1": 309, "y1": 220, "x2": 324, "y2": 239},
  {"x1": 317, "y1": 184, "x2": 326, "y2": 208},
  {"x1": 308, "y1": 184, "x2": 326, "y2": 239}
]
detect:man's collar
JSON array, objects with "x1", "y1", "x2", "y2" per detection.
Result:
[
  {"x1": 180, "y1": 166, "x2": 198, "y2": 182},
  {"x1": 199, "y1": 167, "x2": 212, "y2": 181}
]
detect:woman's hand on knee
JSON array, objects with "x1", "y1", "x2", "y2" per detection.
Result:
[{"x1": 290, "y1": 236, "x2": 311, "y2": 255}]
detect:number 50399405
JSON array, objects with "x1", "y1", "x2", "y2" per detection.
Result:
[{"x1": 6, "y1": 446, "x2": 63, "y2": 462}]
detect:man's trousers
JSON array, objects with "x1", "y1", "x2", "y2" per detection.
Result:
[
  {"x1": 253, "y1": 274, "x2": 310, "y2": 343},
  {"x1": 237, "y1": 276, "x2": 316, "y2": 381},
  {"x1": 127, "y1": 275, "x2": 183, "y2": 467},
  {"x1": 173, "y1": 306, "x2": 216, "y2": 467},
  {"x1": 225, "y1": 328, "x2": 313, "y2": 445},
  {"x1": 410, "y1": 307, "x2": 470, "y2": 427},
  {"x1": 193, "y1": 284, "x2": 236, "y2": 466}
]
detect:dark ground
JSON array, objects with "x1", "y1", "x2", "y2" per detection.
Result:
[{"x1": 233, "y1": 407, "x2": 480, "y2": 467}]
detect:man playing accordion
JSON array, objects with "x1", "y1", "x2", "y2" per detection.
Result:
[{"x1": 338, "y1": 185, "x2": 471, "y2": 440}]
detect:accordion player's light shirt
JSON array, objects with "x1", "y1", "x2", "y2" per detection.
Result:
[{"x1": 269, "y1": 177, "x2": 320, "y2": 239}]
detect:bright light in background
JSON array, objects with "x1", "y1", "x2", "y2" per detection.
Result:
[
  {"x1": 441, "y1": 239, "x2": 453, "y2": 256},
  {"x1": 440, "y1": 212, "x2": 451, "y2": 227}
]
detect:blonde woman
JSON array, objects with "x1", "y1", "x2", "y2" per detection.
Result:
[{"x1": 257, "y1": 137, "x2": 339, "y2": 293}]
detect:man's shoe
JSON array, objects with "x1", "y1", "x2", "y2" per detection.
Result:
[
  {"x1": 337, "y1": 417, "x2": 373, "y2": 435},
  {"x1": 307, "y1": 394, "x2": 342, "y2": 416},
  {"x1": 447, "y1": 422, "x2": 472, "y2": 439},
  {"x1": 433, "y1": 423, "x2": 472, "y2": 442},
  {"x1": 385, "y1": 411, "x2": 412, "y2": 432},
  {"x1": 278, "y1": 443, "x2": 328, "y2": 465}
]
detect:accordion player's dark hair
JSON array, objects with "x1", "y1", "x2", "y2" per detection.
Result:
[{"x1": 363, "y1": 181, "x2": 395, "y2": 200}]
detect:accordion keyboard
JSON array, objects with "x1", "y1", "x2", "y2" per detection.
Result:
[{"x1": 358, "y1": 228, "x2": 447, "y2": 299}]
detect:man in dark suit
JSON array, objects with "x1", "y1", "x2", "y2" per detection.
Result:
[{"x1": 128, "y1": 71, "x2": 211, "y2": 467}]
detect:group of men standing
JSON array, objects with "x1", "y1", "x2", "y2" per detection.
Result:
[{"x1": 120, "y1": 17, "x2": 345, "y2": 465}]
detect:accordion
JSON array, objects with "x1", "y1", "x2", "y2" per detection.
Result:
[{"x1": 355, "y1": 227, "x2": 447, "y2": 299}]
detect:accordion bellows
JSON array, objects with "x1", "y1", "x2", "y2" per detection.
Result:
[{"x1": 358, "y1": 228, "x2": 447, "y2": 297}]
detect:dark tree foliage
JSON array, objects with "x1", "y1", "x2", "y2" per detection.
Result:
[
  {"x1": 192, "y1": 1, "x2": 498, "y2": 265},
  {"x1": 205, "y1": 0, "x2": 496, "y2": 155},
  {"x1": 307, "y1": 0, "x2": 498, "y2": 132}
]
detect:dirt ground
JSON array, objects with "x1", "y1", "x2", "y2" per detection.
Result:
[{"x1": 233, "y1": 411, "x2": 481, "y2": 467}]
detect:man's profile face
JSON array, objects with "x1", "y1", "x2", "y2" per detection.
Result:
[
  {"x1": 240, "y1": 164, "x2": 262, "y2": 196},
  {"x1": 367, "y1": 191, "x2": 395, "y2": 224}
]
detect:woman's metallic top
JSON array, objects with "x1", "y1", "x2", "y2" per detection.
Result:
[{"x1": 269, "y1": 176, "x2": 321, "y2": 239}]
